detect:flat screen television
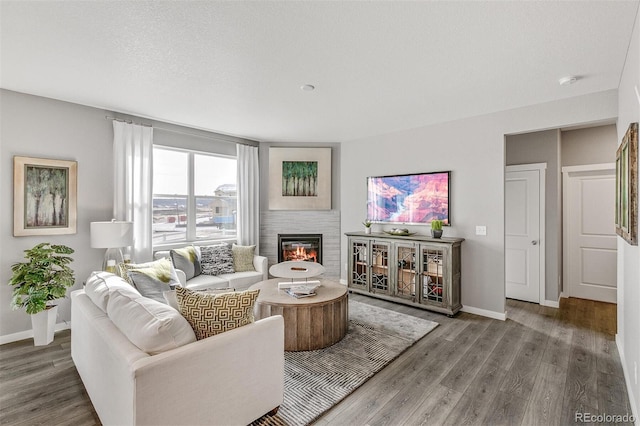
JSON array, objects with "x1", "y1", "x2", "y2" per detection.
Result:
[{"x1": 367, "y1": 171, "x2": 450, "y2": 225}]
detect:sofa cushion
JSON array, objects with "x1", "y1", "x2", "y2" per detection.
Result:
[
  {"x1": 84, "y1": 271, "x2": 141, "y2": 312},
  {"x1": 182, "y1": 273, "x2": 229, "y2": 291},
  {"x1": 220, "y1": 271, "x2": 264, "y2": 292},
  {"x1": 200, "y1": 244, "x2": 234, "y2": 276},
  {"x1": 232, "y1": 244, "x2": 256, "y2": 272},
  {"x1": 175, "y1": 287, "x2": 259, "y2": 340},
  {"x1": 106, "y1": 288, "x2": 196, "y2": 355},
  {"x1": 170, "y1": 246, "x2": 201, "y2": 280}
]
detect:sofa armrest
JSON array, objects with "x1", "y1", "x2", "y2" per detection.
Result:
[
  {"x1": 253, "y1": 255, "x2": 268, "y2": 281},
  {"x1": 131, "y1": 315, "x2": 284, "y2": 425}
]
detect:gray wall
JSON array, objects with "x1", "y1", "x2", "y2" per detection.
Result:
[
  {"x1": 0, "y1": 90, "x2": 258, "y2": 341},
  {"x1": 1, "y1": 90, "x2": 113, "y2": 339},
  {"x1": 616, "y1": 4, "x2": 640, "y2": 415},
  {"x1": 340, "y1": 90, "x2": 618, "y2": 317},
  {"x1": 506, "y1": 129, "x2": 562, "y2": 302},
  {"x1": 561, "y1": 124, "x2": 617, "y2": 167}
]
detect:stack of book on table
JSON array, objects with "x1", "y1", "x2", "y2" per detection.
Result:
[{"x1": 278, "y1": 281, "x2": 321, "y2": 298}]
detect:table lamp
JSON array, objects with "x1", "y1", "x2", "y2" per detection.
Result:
[{"x1": 90, "y1": 220, "x2": 134, "y2": 272}]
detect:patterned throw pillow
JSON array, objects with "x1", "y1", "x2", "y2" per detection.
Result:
[
  {"x1": 118, "y1": 258, "x2": 181, "y2": 303},
  {"x1": 170, "y1": 246, "x2": 201, "y2": 280},
  {"x1": 200, "y1": 244, "x2": 235, "y2": 276},
  {"x1": 232, "y1": 244, "x2": 256, "y2": 272},
  {"x1": 175, "y1": 287, "x2": 260, "y2": 340}
]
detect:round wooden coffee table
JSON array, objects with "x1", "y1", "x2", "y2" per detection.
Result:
[{"x1": 249, "y1": 278, "x2": 348, "y2": 351}]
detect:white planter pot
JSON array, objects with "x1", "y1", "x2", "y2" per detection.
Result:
[
  {"x1": 365, "y1": 227, "x2": 371, "y2": 234},
  {"x1": 31, "y1": 305, "x2": 58, "y2": 346}
]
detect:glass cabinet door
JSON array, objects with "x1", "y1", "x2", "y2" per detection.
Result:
[
  {"x1": 394, "y1": 243, "x2": 417, "y2": 300},
  {"x1": 419, "y1": 246, "x2": 445, "y2": 307},
  {"x1": 349, "y1": 239, "x2": 369, "y2": 291},
  {"x1": 370, "y1": 241, "x2": 390, "y2": 294}
]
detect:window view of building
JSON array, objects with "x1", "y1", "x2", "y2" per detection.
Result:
[{"x1": 152, "y1": 147, "x2": 237, "y2": 246}]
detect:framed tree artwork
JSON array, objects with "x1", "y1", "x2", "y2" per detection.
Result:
[
  {"x1": 268, "y1": 147, "x2": 331, "y2": 210},
  {"x1": 13, "y1": 156, "x2": 78, "y2": 236},
  {"x1": 615, "y1": 123, "x2": 638, "y2": 245}
]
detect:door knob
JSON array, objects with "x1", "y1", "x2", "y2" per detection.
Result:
[{"x1": 531, "y1": 240, "x2": 538, "y2": 245}]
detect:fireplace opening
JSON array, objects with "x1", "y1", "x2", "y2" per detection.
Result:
[{"x1": 278, "y1": 234, "x2": 322, "y2": 264}]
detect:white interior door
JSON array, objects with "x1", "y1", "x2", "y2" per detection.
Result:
[
  {"x1": 505, "y1": 168, "x2": 543, "y2": 303},
  {"x1": 563, "y1": 165, "x2": 617, "y2": 303}
]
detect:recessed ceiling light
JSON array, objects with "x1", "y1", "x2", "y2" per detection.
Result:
[
  {"x1": 559, "y1": 75, "x2": 578, "y2": 86},
  {"x1": 301, "y1": 84, "x2": 315, "y2": 91}
]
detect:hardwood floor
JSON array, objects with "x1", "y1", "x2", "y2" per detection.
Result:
[
  {"x1": 0, "y1": 295, "x2": 631, "y2": 426},
  {"x1": 316, "y1": 295, "x2": 631, "y2": 426}
]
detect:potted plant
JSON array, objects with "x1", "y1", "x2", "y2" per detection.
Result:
[
  {"x1": 363, "y1": 219, "x2": 373, "y2": 234},
  {"x1": 431, "y1": 220, "x2": 443, "y2": 239},
  {"x1": 8, "y1": 243, "x2": 75, "y2": 346}
]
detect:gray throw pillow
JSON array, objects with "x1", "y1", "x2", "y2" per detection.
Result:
[
  {"x1": 128, "y1": 271, "x2": 173, "y2": 304},
  {"x1": 122, "y1": 257, "x2": 181, "y2": 304},
  {"x1": 200, "y1": 244, "x2": 235, "y2": 276},
  {"x1": 170, "y1": 246, "x2": 201, "y2": 280}
]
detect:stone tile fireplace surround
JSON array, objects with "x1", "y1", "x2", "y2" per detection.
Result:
[{"x1": 260, "y1": 210, "x2": 340, "y2": 278}]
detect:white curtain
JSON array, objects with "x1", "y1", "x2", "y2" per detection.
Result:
[
  {"x1": 236, "y1": 144, "x2": 260, "y2": 250},
  {"x1": 113, "y1": 121, "x2": 154, "y2": 262}
]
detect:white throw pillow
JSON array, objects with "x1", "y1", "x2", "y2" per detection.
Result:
[
  {"x1": 107, "y1": 288, "x2": 196, "y2": 355},
  {"x1": 84, "y1": 271, "x2": 140, "y2": 312}
]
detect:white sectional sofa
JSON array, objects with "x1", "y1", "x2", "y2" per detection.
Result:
[
  {"x1": 71, "y1": 271, "x2": 284, "y2": 426},
  {"x1": 154, "y1": 249, "x2": 268, "y2": 291}
]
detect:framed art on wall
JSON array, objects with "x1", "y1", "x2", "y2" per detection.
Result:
[
  {"x1": 268, "y1": 147, "x2": 331, "y2": 210},
  {"x1": 13, "y1": 156, "x2": 78, "y2": 236},
  {"x1": 615, "y1": 122, "x2": 638, "y2": 245}
]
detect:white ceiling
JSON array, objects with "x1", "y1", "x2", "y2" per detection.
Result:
[{"x1": 1, "y1": 1, "x2": 638, "y2": 143}]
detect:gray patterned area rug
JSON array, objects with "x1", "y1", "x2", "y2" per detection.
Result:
[{"x1": 253, "y1": 299, "x2": 439, "y2": 426}]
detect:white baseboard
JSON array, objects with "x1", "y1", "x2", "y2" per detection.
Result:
[
  {"x1": 541, "y1": 298, "x2": 560, "y2": 308},
  {"x1": 0, "y1": 322, "x2": 70, "y2": 345},
  {"x1": 616, "y1": 334, "x2": 639, "y2": 424},
  {"x1": 461, "y1": 305, "x2": 506, "y2": 321}
]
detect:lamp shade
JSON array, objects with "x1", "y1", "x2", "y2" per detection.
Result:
[{"x1": 90, "y1": 221, "x2": 133, "y2": 248}]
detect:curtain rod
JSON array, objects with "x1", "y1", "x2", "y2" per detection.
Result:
[
  {"x1": 105, "y1": 115, "x2": 257, "y2": 146},
  {"x1": 105, "y1": 115, "x2": 153, "y2": 127}
]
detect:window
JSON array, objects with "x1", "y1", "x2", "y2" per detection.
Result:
[{"x1": 152, "y1": 146, "x2": 237, "y2": 247}]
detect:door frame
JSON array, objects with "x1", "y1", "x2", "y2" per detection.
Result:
[
  {"x1": 505, "y1": 163, "x2": 547, "y2": 305},
  {"x1": 562, "y1": 163, "x2": 616, "y2": 300}
]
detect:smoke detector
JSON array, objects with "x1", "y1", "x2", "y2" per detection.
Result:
[{"x1": 559, "y1": 75, "x2": 578, "y2": 86}]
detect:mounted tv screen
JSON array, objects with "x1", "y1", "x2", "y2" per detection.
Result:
[{"x1": 367, "y1": 171, "x2": 450, "y2": 225}]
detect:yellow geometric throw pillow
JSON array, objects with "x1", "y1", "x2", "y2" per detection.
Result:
[{"x1": 175, "y1": 287, "x2": 260, "y2": 340}]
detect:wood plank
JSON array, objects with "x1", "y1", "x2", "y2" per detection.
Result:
[
  {"x1": 498, "y1": 328, "x2": 547, "y2": 399},
  {"x1": 442, "y1": 360, "x2": 509, "y2": 425},
  {"x1": 402, "y1": 384, "x2": 463, "y2": 426},
  {"x1": 562, "y1": 330, "x2": 598, "y2": 412},
  {"x1": 439, "y1": 319, "x2": 508, "y2": 392},
  {"x1": 483, "y1": 390, "x2": 528, "y2": 426},
  {"x1": 0, "y1": 296, "x2": 634, "y2": 426},
  {"x1": 521, "y1": 361, "x2": 567, "y2": 426},
  {"x1": 595, "y1": 332, "x2": 625, "y2": 378},
  {"x1": 597, "y1": 370, "x2": 633, "y2": 416},
  {"x1": 541, "y1": 316, "x2": 573, "y2": 369}
]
